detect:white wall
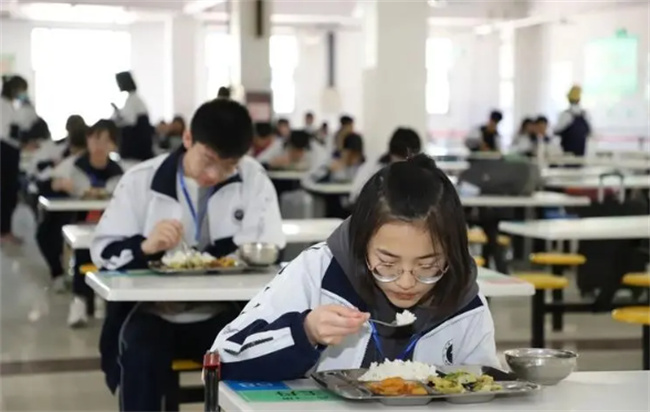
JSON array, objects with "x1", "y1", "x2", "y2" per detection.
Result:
[{"x1": 516, "y1": 3, "x2": 649, "y2": 148}]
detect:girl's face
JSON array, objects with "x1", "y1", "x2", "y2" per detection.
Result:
[{"x1": 367, "y1": 221, "x2": 446, "y2": 308}]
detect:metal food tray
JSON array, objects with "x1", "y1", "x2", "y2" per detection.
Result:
[
  {"x1": 311, "y1": 366, "x2": 541, "y2": 406},
  {"x1": 148, "y1": 260, "x2": 251, "y2": 275}
]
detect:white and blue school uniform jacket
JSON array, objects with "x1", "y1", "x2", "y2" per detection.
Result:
[
  {"x1": 211, "y1": 228, "x2": 499, "y2": 381},
  {"x1": 92, "y1": 147, "x2": 285, "y2": 393},
  {"x1": 349, "y1": 155, "x2": 390, "y2": 204}
]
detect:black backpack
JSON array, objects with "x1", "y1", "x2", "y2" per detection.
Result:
[{"x1": 458, "y1": 157, "x2": 541, "y2": 196}]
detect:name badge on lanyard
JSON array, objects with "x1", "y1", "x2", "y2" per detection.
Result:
[{"x1": 178, "y1": 161, "x2": 215, "y2": 243}]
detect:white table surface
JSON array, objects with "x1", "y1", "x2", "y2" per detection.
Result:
[
  {"x1": 63, "y1": 218, "x2": 343, "y2": 250},
  {"x1": 544, "y1": 174, "x2": 650, "y2": 189},
  {"x1": 218, "y1": 371, "x2": 649, "y2": 412},
  {"x1": 39, "y1": 196, "x2": 110, "y2": 212},
  {"x1": 85, "y1": 266, "x2": 533, "y2": 302},
  {"x1": 267, "y1": 170, "x2": 307, "y2": 181},
  {"x1": 499, "y1": 215, "x2": 650, "y2": 241},
  {"x1": 541, "y1": 166, "x2": 616, "y2": 179},
  {"x1": 301, "y1": 180, "x2": 354, "y2": 195},
  {"x1": 460, "y1": 191, "x2": 590, "y2": 207}
]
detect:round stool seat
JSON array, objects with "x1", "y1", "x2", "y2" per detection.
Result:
[
  {"x1": 622, "y1": 273, "x2": 650, "y2": 288},
  {"x1": 530, "y1": 253, "x2": 586, "y2": 266},
  {"x1": 515, "y1": 272, "x2": 569, "y2": 290},
  {"x1": 612, "y1": 307, "x2": 650, "y2": 326}
]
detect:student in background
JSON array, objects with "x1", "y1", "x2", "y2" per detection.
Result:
[
  {"x1": 313, "y1": 133, "x2": 365, "y2": 183},
  {"x1": 251, "y1": 122, "x2": 283, "y2": 166},
  {"x1": 34, "y1": 129, "x2": 88, "y2": 293},
  {"x1": 303, "y1": 111, "x2": 315, "y2": 135},
  {"x1": 1, "y1": 76, "x2": 25, "y2": 244},
  {"x1": 332, "y1": 115, "x2": 355, "y2": 155},
  {"x1": 268, "y1": 130, "x2": 312, "y2": 170},
  {"x1": 465, "y1": 110, "x2": 503, "y2": 153},
  {"x1": 217, "y1": 86, "x2": 231, "y2": 99},
  {"x1": 554, "y1": 85, "x2": 591, "y2": 156},
  {"x1": 275, "y1": 118, "x2": 291, "y2": 141},
  {"x1": 212, "y1": 155, "x2": 498, "y2": 380},
  {"x1": 90, "y1": 99, "x2": 284, "y2": 411},
  {"x1": 350, "y1": 127, "x2": 422, "y2": 204},
  {"x1": 511, "y1": 117, "x2": 536, "y2": 156},
  {"x1": 112, "y1": 71, "x2": 153, "y2": 161},
  {"x1": 158, "y1": 115, "x2": 186, "y2": 151},
  {"x1": 314, "y1": 121, "x2": 329, "y2": 146}
]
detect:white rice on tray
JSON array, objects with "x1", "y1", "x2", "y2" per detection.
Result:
[{"x1": 358, "y1": 360, "x2": 437, "y2": 382}]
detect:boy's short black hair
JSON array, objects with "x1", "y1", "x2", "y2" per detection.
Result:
[
  {"x1": 69, "y1": 129, "x2": 88, "y2": 150},
  {"x1": 342, "y1": 132, "x2": 363, "y2": 154},
  {"x1": 305, "y1": 111, "x2": 314, "y2": 118},
  {"x1": 255, "y1": 122, "x2": 273, "y2": 137},
  {"x1": 489, "y1": 110, "x2": 503, "y2": 123},
  {"x1": 116, "y1": 71, "x2": 137, "y2": 92},
  {"x1": 89, "y1": 119, "x2": 120, "y2": 145},
  {"x1": 287, "y1": 130, "x2": 311, "y2": 150},
  {"x1": 340, "y1": 115, "x2": 354, "y2": 125},
  {"x1": 276, "y1": 118, "x2": 290, "y2": 126},
  {"x1": 534, "y1": 115, "x2": 548, "y2": 124},
  {"x1": 190, "y1": 99, "x2": 253, "y2": 158},
  {"x1": 389, "y1": 127, "x2": 422, "y2": 159}
]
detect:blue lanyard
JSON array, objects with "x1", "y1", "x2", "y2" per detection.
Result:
[
  {"x1": 369, "y1": 323, "x2": 422, "y2": 361},
  {"x1": 178, "y1": 161, "x2": 213, "y2": 243}
]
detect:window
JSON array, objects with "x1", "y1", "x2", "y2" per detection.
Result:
[
  {"x1": 205, "y1": 32, "x2": 234, "y2": 101},
  {"x1": 31, "y1": 28, "x2": 130, "y2": 139},
  {"x1": 426, "y1": 38, "x2": 453, "y2": 115},
  {"x1": 270, "y1": 35, "x2": 298, "y2": 114}
]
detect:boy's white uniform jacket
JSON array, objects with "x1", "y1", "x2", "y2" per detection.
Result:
[
  {"x1": 94, "y1": 147, "x2": 285, "y2": 394},
  {"x1": 212, "y1": 225, "x2": 499, "y2": 382},
  {"x1": 90, "y1": 147, "x2": 286, "y2": 271}
]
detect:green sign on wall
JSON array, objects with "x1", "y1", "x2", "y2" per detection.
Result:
[{"x1": 583, "y1": 33, "x2": 638, "y2": 97}]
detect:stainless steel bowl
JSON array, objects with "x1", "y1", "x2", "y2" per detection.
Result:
[
  {"x1": 239, "y1": 243, "x2": 279, "y2": 266},
  {"x1": 504, "y1": 348, "x2": 577, "y2": 385}
]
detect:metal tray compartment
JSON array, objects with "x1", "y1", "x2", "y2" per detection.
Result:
[
  {"x1": 311, "y1": 366, "x2": 541, "y2": 406},
  {"x1": 148, "y1": 260, "x2": 252, "y2": 275}
]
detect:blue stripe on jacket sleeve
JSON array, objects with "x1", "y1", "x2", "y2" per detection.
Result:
[
  {"x1": 100, "y1": 235, "x2": 164, "y2": 270},
  {"x1": 220, "y1": 310, "x2": 321, "y2": 381}
]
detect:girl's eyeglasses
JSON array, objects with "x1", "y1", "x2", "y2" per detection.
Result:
[{"x1": 368, "y1": 261, "x2": 449, "y2": 284}]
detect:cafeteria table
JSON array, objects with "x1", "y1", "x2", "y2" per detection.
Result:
[
  {"x1": 217, "y1": 371, "x2": 649, "y2": 412},
  {"x1": 85, "y1": 266, "x2": 534, "y2": 302},
  {"x1": 544, "y1": 174, "x2": 650, "y2": 190},
  {"x1": 63, "y1": 218, "x2": 344, "y2": 250}
]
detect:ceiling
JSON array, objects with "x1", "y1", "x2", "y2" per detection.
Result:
[{"x1": 2, "y1": 0, "x2": 530, "y2": 25}]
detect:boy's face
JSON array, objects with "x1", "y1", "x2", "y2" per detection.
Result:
[
  {"x1": 87, "y1": 130, "x2": 116, "y2": 159},
  {"x1": 536, "y1": 121, "x2": 548, "y2": 135},
  {"x1": 253, "y1": 135, "x2": 271, "y2": 150},
  {"x1": 183, "y1": 131, "x2": 239, "y2": 187},
  {"x1": 287, "y1": 146, "x2": 305, "y2": 163},
  {"x1": 277, "y1": 123, "x2": 290, "y2": 138}
]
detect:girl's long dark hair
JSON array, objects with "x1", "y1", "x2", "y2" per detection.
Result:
[{"x1": 349, "y1": 154, "x2": 473, "y2": 315}]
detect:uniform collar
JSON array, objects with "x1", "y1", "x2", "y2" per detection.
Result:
[{"x1": 150, "y1": 146, "x2": 244, "y2": 200}]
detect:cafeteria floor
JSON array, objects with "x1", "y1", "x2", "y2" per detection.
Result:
[{"x1": 0, "y1": 205, "x2": 644, "y2": 410}]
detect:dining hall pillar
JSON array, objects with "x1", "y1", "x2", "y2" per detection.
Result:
[
  {"x1": 229, "y1": 0, "x2": 272, "y2": 112},
  {"x1": 360, "y1": 0, "x2": 428, "y2": 159}
]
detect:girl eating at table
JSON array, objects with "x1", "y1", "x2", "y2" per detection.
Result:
[{"x1": 212, "y1": 154, "x2": 499, "y2": 381}]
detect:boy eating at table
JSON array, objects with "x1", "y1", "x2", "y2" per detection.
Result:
[{"x1": 90, "y1": 99, "x2": 285, "y2": 411}]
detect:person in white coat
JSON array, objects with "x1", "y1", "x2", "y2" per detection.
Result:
[
  {"x1": 112, "y1": 71, "x2": 153, "y2": 161},
  {"x1": 211, "y1": 154, "x2": 499, "y2": 381},
  {"x1": 90, "y1": 99, "x2": 285, "y2": 411}
]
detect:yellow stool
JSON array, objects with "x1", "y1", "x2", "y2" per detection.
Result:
[
  {"x1": 171, "y1": 359, "x2": 202, "y2": 372},
  {"x1": 473, "y1": 256, "x2": 485, "y2": 267},
  {"x1": 611, "y1": 307, "x2": 650, "y2": 370},
  {"x1": 168, "y1": 359, "x2": 204, "y2": 410},
  {"x1": 467, "y1": 228, "x2": 511, "y2": 246},
  {"x1": 530, "y1": 253, "x2": 586, "y2": 332},
  {"x1": 529, "y1": 253, "x2": 586, "y2": 266},
  {"x1": 79, "y1": 264, "x2": 98, "y2": 275},
  {"x1": 622, "y1": 273, "x2": 650, "y2": 288},
  {"x1": 515, "y1": 272, "x2": 569, "y2": 348}
]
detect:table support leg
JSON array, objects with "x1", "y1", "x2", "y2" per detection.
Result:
[
  {"x1": 531, "y1": 290, "x2": 546, "y2": 348},
  {"x1": 642, "y1": 325, "x2": 649, "y2": 371},
  {"x1": 551, "y1": 265, "x2": 565, "y2": 331}
]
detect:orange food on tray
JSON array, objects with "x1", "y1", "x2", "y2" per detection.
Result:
[{"x1": 366, "y1": 377, "x2": 429, "y2": 396}]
